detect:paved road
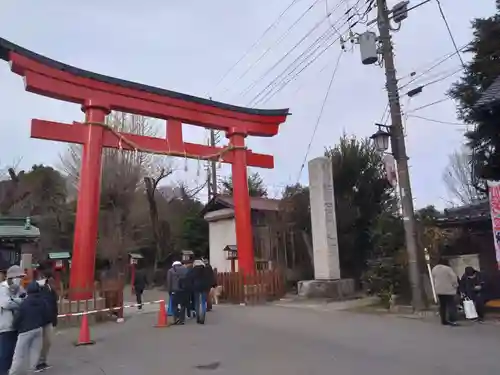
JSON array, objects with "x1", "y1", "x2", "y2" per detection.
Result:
[{"x1": 48, "y1": 304, "x2": 500, "y2": 375}]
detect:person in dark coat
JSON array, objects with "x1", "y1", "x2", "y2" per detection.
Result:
[
  {"x1": 166, "y1": 261, "x2": 189, "y2": 325},
  {"x1": 35, "y1": 266, "x2": 58, "y2": 372},
  {"x1": 460, "y1": 266, "x2": 486, "y2": 321},
  {"x1": 185, "y1": 259, "x2": 210, "y2": 324},
  {"x1": 133, "y1": 267, "x2": 148, "y2": 310},
  {"x1": 9, "y1": 281, "x2": 49, "y2": 375},
  {"x1": 203, "y1": 260, "x2": 216, "y2": 312}
]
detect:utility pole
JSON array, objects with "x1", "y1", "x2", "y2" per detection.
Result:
[
  {"x1": 376, "y1": 0, "x2": 424, "y2": 310},
  {"x1": 209, "y1": 129, "x2": 218, "y2": 198}
]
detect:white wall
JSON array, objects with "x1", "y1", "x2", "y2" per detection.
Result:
[
  {"x1": 208, "y1": 217, "x2": 237, "y2": 273},
  {"x1": 448, "y1": 254, "x2": 480, "y2": 278}
]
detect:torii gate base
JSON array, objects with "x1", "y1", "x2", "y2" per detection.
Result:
[{"x1": 0, "y1": 38, "x2": 289, "y2": 300}]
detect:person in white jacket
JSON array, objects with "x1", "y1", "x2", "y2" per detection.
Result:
[
  {"x1": 0, "y1": 265, "x2": 26, "y2": 374},
  {"x1": 431, "y1": 258, "x2": 459, "y2": 326}
]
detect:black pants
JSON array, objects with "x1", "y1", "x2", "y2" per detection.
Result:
[
  {"x1": 0, "y1": 331, "x2": 17, "y2": 374},
  {"x1": 135, "y1": 288, "x2": 144, "y2": 308},
  {"x1": 172, "y1": 291, "x2": 188, "y2": 323},
  {"x1": 188, "y1": 293, "x2": 195, "y2": 317},
  {"x1": 206, "y1": 289, "x2": 213, "y2": 311},
  {"x1": 438, "y1": 294, "x2": 457, "y2": 325}
]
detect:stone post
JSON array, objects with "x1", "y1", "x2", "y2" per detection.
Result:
[
  {"x1": 297, "y1": 156, "x2": 355, "y2": 299},
  {"x1": 308, "y1": 156, "x2": 340, "y2": 280}
]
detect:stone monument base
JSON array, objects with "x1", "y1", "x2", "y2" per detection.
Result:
[{"x1": 297, "y1": 279, "x2": 356, "y2": 300}]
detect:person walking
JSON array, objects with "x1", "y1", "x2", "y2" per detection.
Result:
[
  {"x1": 9, "y1": 281, "x2": 49, "y2": 375},
  {"x1": 35, "y1": 265, "x2": 58, "y2": 372},
  {"x1": 460, "y1": 266, "x2": 486, "y2": 322},
  {"x1": 203, "y1": 259, "x2": 216, "y2": 312},
  {"x1": 166, "y1": 261, "x2": 188, "y2": 325},
  {"x1": 432, "y1": 258, "x2": 459, "y2": 326},
  {"x1": 133, "y1": 266, "x2": 148, "y2": 310},
  {"x1": 0, "y1": 266, "x2": 26, "y2": 374},
  {"x1": 185, "y1": 259, "x2": 210, "y2": 324}
]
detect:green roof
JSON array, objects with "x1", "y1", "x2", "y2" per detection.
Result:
[
  {"x1": 48, "y1": 252, "x2": 71, "y2": 260},
  {"x1": 0, "y1": 217, "x2": 40, "y2": 239}
]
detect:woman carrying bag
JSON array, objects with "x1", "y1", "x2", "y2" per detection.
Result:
[{"x1": 460, "y1": 267, "x2": 485, "y2": 322}]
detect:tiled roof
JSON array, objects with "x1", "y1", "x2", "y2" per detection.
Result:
[
  {"x1": 200, "y1": 195, "x2": 281, "y2": 216},
  {"x1": 435, "y1": 200, "x2": 490, "y2": 226},
  {"x1": 0, "y1": 217, "x2": 40, "y2": 238},
  {"x1": 217, "y1": 195, "x2": 280, "y2": 211},
  {"x1": 475, "y1": 76, "x2": 500, "y2": 108}
]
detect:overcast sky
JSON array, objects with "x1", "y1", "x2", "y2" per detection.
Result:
[{"x1": 0, "y1": 0, "x2": 496, "y2": 208}]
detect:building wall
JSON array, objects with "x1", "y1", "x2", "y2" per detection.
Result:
[{"x1": 208, "y1": 218, "x2": 237, "y2": 272}]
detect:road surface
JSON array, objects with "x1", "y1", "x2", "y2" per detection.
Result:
[{"x1": 49, "y1": 304, "x2": 500, "y2": 375}]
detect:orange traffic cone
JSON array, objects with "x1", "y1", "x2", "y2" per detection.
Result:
[
  {"x1": 155, "y1": 300, "x2": 168, "y2": 328},
  {"x1": 74, "y1": 314, "x2": 95, "y2": 346}
]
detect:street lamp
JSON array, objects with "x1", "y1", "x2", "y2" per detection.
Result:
[{"x1": 370, "y1": 124, "x2": 391, "y2": 153}]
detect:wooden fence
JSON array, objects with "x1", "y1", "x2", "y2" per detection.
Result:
[
  {"x1": 56, "y1": 280, "x2": 124, "y2": 327},
  {"x1": 216, "y1": 270, "x2": 285, "y2": 305}
]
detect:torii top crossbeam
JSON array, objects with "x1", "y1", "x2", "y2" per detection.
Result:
[{"x1": 0, "y1": 37, "x2": 289, "y2": 298}]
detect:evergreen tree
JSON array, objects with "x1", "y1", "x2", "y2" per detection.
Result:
[{"x1": 449, "y1": 2, "x2": 500, "y2": 188}]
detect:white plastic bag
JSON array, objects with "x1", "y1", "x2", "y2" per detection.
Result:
[{"x1": 463, "y1": 298, "x2": 478, "y2": 320}]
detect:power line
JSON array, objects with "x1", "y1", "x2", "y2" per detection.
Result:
[
  {"x1": 406, "y1": 114, "x2": 466, "y2": 126},
  {"x1": 239, "y1": 10, "x2": 345, "y2": 100},
  {"x1": 394, "y1": 0, "x2": 432, "y2": 19},
  {"x1": 400, "y1": 66, "x2": 462, "y2": 96},
  {"x1": 405, "y1": 97, "x2": 450, "y2": 114},
  {"x1": 249, "y1": 14, "x2": 353, "y2": 105},
  {"x1": 296, "y1": 51, "x2": 344, "y2": 182},
  {"x1": 399, "y1": 43, "x2": 468, "y2": 91},
  {"x1": 396, "y1": 43, "x2": 468, "y2": 87},
  {"x1": 251, "y1": 0, "x2": 373, "y2": 105},
  {"x1": 251, "y1": 26, "x2": 345, "y2": 105},
  {"x1": 240, "y1": 0, "x2": 364, "y2": 103},
  {"x1": 209, "y1": 0, "x2": 302, "y2": 97},
  {"x1": 220, "y1": 0, "x2": 327, "y2": 98},
  {"x1": 434, "y1": 0, "x2": 466, "y2": 69}
]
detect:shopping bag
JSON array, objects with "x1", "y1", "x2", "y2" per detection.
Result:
[
  {"x1": 167, "y1": 293, "x2": 173, "y2": 316},
  {"x1": 463, "y1": 298, "x2": 478, "y2": 320}
]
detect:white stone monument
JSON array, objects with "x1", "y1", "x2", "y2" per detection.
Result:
[
  {"x1": 308, "y1": 156, "x2": 341, "y2": 280},
  {"x1": 298, "y1": 157, "x2": 355, "y2": 299}
]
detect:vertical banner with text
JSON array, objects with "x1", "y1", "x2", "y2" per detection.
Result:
[{"x1": 487, "y1": 180, "x2": 500, "y2": 269}]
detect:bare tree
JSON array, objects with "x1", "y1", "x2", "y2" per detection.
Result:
[
  {"x1": 443, "y1": 148, "x2": 482, "y2": 206},
  {"x1": 144, "y1": 167, "x2": 174, "y2": 271},
  {"x1": 59, "y1": 112, "x2": 173, "y2": 263}
]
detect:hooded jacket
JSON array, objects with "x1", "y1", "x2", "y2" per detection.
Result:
[
  {"x1": 460, "y1": 267, "x2": 485, "y2": 298},
  {"x1": 13, "y1": 281, "x2": 49, "y2": 334},
  {"x1": 0, "y1": 280, "x2": 25, "y2": 333},
  {"x1": 185, "y1": 260, "x2": 211, "y2": 293},
  {"x1": 37, "y1": 278, "x2": 59, "y2": 327},
  {"x1": 166, "y1": 263, "x2": 188, "y2": 293}
]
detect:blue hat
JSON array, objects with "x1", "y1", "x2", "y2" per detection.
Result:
[{"x1": 26, "y1": 281, "x2": 40, "y2": 294}]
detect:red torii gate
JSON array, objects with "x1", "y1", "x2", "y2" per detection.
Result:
[{"x1": 0, "y1": 38, "x2": 289, "y2": 299}]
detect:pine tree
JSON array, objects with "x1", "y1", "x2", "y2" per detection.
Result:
[{"x1": 449, "y1": 2, "x2": 500, "y2": 188}]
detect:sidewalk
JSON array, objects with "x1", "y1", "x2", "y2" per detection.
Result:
[
  {"x1": 273, "y1": 295, "x2": 379, "y2": 312},
  {"x1": 273, "y1": 295, "x2": 500, "y2": 326}
]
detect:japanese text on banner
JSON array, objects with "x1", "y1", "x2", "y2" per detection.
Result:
[{"x1": 487, "y1": 180, "x2": 500, "y2": 268}]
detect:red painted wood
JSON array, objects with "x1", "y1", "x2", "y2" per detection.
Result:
[
  {"x1": 230, "y1": 133, "x2": 255, "y2": 275},
  {"x1": 166, "y1": 119, "x2": 183, "y2": 151},
  {"x1": 31, "y1": 119, "x2": 274, "y2": 168},
  {"x1": 69, "y1": 102, "x2": 109, "y2": 300},
  {"x1": 23, "y1": 71, "x2": 281, "y2": 137}
]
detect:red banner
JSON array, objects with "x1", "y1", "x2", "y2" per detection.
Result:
[{"x1": 487, "y1": 180, "x2": 500, "y2": 269}]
